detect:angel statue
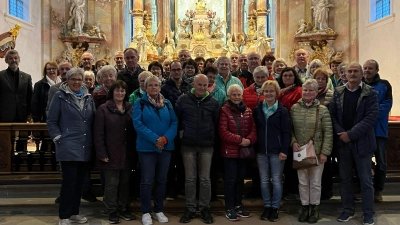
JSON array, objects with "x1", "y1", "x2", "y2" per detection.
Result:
[
  {"x1": 67, "y1": 0, "x2": 85, "y2": 35},
  {"x1": 135, "y1": 26, "x2": 150, "y2": 62},
  {"x1": 93, "y1": 21, "x2": 107, "y2": 41},
  {"x1": 162, "y1": 31, "x2": 175, "y2": 59},
  {"x1": 177, "y1": 18, "x2": 190, "y2": 38},
  {"x1": 254, "y1": 25, "x2": 273, "y2": 58},
  {"x1": 295, "y1": 19, "x2": 307, "y2": 36},
  {"x1": 311, "y1": 0, "x2": 334, "y2": 30},
  {"x1": 225, "y1": 33, "x2": 239, "y2": 57},
  {"x1": 213, "y1": 18, "x2": 226, "y2": 38}
]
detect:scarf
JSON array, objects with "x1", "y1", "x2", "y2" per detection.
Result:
[
  {"x1": 254, "y1": 83, "x2": 262, "y2": 95},
  {"x1": 207, "y1": 83, "x2": 216, "y2": 93},
  {"x1": 46, "y1": 75, "x2": 62, "y2": 86},
  {"x1": 103, "y1": 84, "x2": 110, "y2": 93},
  {"x1": 262, "y1": 100, "x2": 278, "y2": 120},
  {"x1": 228, "y1": 100, "x2": 246, "y2": 113},
  {"x1": 279, "y1": 84, "x2": 295, "y2": 96},
  {"x1": 72, "y1": 87, "x2": 84, "y2": 98},
  {"x1": 302, "y1": 99, "x2": 317, "y2": 107},
  {"x1": 147, "y1": 92, "x2": 165, "y2": 108},
  {"x1": 318, "y1": 86, "x2": 327, "y2": 96}
]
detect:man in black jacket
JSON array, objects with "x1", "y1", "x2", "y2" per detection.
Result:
[
  {"x1": 0, "y1": 49, "x2": 32, "y2": 122},
  {"x1": 117, "y1": 48, "x2": 144, "y2": 95},
  {"x1": 175, "y1": 74, "x2": 220, "y2": 224}
]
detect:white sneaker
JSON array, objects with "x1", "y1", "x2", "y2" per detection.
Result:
[
  {"x1": 69, "y1": 215, "x2": 88, "y2": 224},
  {"x1": 142, "y1": 213, "x2": 153, "y2": 225},
  {"x1": 153, "y1": 212, "x2": 169, "y2": 223},
  {"x1": 59, "y1": 219, "x2": 71, "y2": 225}
]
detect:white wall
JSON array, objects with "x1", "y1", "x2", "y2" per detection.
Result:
[
  {"x1": 359, "y1": 1, "x2": 400, "y2": 115},
  {"x1": 0, "y1": 0, "x2": 42, "y2": 83}
]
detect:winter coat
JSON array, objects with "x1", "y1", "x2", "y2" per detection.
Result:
[
  {"x1": 129, "y1": 88, "x2": 143, "y2": 105},
  {"x1": 161, "y1": 78, "x2": 192, "y2": 106},
  {"x1": 278, "y1": 86, "x2": 302, "y2": 111},
  {"x1": 46, "y1": 84, "x2": 95, "y2": 162},
  {"x1": 175, "y1": 90, "x2": 220, "y2": 147},
  {"x1": 219, "y1": 102, "x2": 257, "y2": 158},
  {"x1": 117, "y1": 66, "x2": 144, "y2": 95},
  {"x1": 31, "y1": 77, "x2": 51, "y2": 122},
  {"x1": 92, "y1": 86, "x2": 108, "y2": 109},
  {"x1": 291, "y1": 99, "x2": 333, "y2": 156},
  {"x1": 364, "y1": 74, "x2": 392, "y2": 138},
  {"x1": 133, "y1": 94, "x2": 178, "y2": 152},
  {"x1": 211, "y1": 85, "x2": 228, "y2": 107},
  {"x1": 329, "y1": 83, "x2": 379, "y2": 157},
  {"x1": 238, "y1": 70, "x2": 254, "y2": 88},
  {"x1": 253, "y1": 101, "x2": 291, "y2": 155},
  {"x1": 94, "y1": 100, "x2": 133, "y2": 170},
  {"x1": 243, "y1": 84, "x2": 264, "y2": 111},
  {"x1": 316, "y1": 87, "x2": 333, "y2": 107},
  {"x1": 215, "y1": 73, "x2": 244, "y2": 93}
]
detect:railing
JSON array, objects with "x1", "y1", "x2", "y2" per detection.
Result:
[{"x1": 0, "y1": 122, "x2": 400, "y2": 175}]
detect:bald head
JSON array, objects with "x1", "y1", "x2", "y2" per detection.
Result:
[
  {"x1": 192, "y1": 74, "x2": 208, "y2": 98},
  {"x1": 294, "y1": 49, "x2": 309, "y2": 69},
  {"x1": 178, "y1": 49, "x2": 191, "y2": 64},
  {"x1": 59, "y1": 61, "x2": 72, "y2": 81},
  {"x1": 81, "y1": 52, "x2": 94, "y2": 71}
]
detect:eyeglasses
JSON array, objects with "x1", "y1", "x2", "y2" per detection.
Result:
[
  {"x1": 171, "y1": 68, "x2": 182, "y2": 72},
  {"x1": 248, "y1": 57, "x2": 260, "y2": 61},
  {"x1": 82, "y1": 58, "x2": 93, "y2": 61},
  {"x1": 185, "y1": 66, "x2": 195, "y2": 70},
  {"x1": 69, "y1": 78, "x2": 83, "y2": 82},
  {"x1": 46, "y1": 68, "x2": 57, "y2": 71}
]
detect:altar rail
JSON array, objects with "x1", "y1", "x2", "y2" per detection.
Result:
[{"x1": 0, "y1": 122, "x2": 400, "y2": 175}]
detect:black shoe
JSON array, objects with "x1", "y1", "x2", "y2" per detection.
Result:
[
  {"x1": 308, "y1": 205, "x2": 319, "y2": 224},
  {"x1": 180, "y1": 209, "x2": 196, "y2": 223},
  {"x1": 200, "y1": 208, "x2": 214, "y2": 224},
  {"x1": 235, "y1": 205, "x2": 250, "y2": 218},
  {"x1": 269, "y1": 208, "x2": 279, "y2": 222},
  {"x1": 119, "y1": 210, "x2": 136, "y2": 221},
  {"x1": 109, "y1": 212, "x2": 120, "y2": 224},
  {"x1": 81, "y1": 191, "x2": 98, "y2": 202},
  {"x1": 298, "y1": 205, "x2": 309, "y2": 223},
  {"x1": 260, "y1": 207, "x2": 271, "y2": 220},
  {"x1": 55, "y1": 196, "x2": 60, "y2": 204}
]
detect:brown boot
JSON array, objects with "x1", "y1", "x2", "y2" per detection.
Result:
[{"x1": 298, "y1": 205, "x2": 309, "y2": 222}]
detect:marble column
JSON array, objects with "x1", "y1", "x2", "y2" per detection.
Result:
[
  {"x1": 230, "y1": 0, "x2": 238, "y2": 36},
  {"x1": 157, "y1": 0, "x2": 171, "y2": 43},
  {"x1": 131, "y1": 0, "x2": 144, "y2": 33},
  {"x1": 256, "y1": 0, "x2": 270, "y2": 29}
]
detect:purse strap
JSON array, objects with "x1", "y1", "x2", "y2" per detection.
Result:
[
  {"x1": 230, "y1": 110, "x2": 242, "y2": 136},
  {"x1": 311, "y1": 106, "x2": 319, "y2": 140}
]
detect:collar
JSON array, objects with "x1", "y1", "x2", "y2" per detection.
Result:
[
  {"x1": 6, "y1": 67, "x2": 19, "y2": 75},
  {"x1": 344, "y1": 82, "x2": 363, "y2": 92},
  {"x1": 295, "y1": 65, "x2": 308, "y2": 74}
]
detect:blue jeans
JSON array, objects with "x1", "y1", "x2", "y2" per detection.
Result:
[
  {"x1": 338, "y1": 143, "x2": 374, "y2": 217},
  {"x1": 181, "y1": 145, "x2": 213, "y2": 211},
  {"x1": 138, "y1": 151, "x2": 172, "y2": 214},
  {"x1": 59, "y1": 161, "x2": 88, "y2": 219},
  {"x1": 257, "y1": 154, "x2": 284, "y2": 209},
  {"x1": 224, "y1": 158, "x2": 247, "y2": 210},
  {"x1": 374, "y1": 137, "x2": 387, "y2": 192},
  {"x1": 103, "y1": 169, "x2": 130, "y2": 214}
]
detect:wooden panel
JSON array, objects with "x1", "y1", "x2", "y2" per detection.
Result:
[{"x1": 387, "y1": 122, "x2": 400, "y2": 172}]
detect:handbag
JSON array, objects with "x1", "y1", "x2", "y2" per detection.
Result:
[
  {"x1": 292, "y1": 107, "x2": 320, "y2": 170},
  {"x1": 231, "y1": 110, "x2": 255, "y2": 159}
]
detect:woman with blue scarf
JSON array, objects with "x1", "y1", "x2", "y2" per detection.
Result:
[
  {"x1": 253, "y1": 80, "x2": 291, "y2": 222},
  {"x1": 47, "y1": 68, "x2": 96, "y2": 225}
]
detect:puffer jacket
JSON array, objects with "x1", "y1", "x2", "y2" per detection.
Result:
[
  {"x1": 175, "y1": 90, "x2": 220, "y2": 147},
  {"x1": 92, "y1": 86, "x2": 108, "y2": 109},
  {"x1": 316, "y1": 87, "x2": 333, "y2": 107},
  {"x1": 291, "y1": 99, "x2": 333, "y2": 156},
  {"x1": 219, "y1": 102, "x2": 257, "y2": 158},
  {"x1": 253, "y1": 101, "x2": 291, "y2": 155},
  {"x1": 161, "y1": 78, "x2": 192, "y2": 106},
  {"x1": 329, "y1": 83, "x2": 379, "y2": 157},
  {"x1": 211, "y1": 85, "x2": 228, "y2": 107},
  {"x1": 238, "y1": 70, "x2": 254, "y2": 88},
  {"x1": 46, "y1": 83, "x2": 95, "y2": 162},
  {"x1": 243, "y1": 84, "x2": 264, "y2": 111},
  {"x1": 94, "y1": 100, "x2": 133, "y2": 170}
]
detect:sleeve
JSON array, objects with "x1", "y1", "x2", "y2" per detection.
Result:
[
  {"x1": 163, "y1": 101, "x2": 178, "y2": 143},
  {"x1": 46, "y1": 93, "x2": 62, "y2": 139},
  {"x1": 128, "y1": 92, "x2": 136, "y2": 105},
  {"x1": 31, "y1": 82, "x2": 41, "y2": 122},
  {"x1": 280, "y1": 107, "x2": 291, "y2": 155},
  {"x1": 377, "y1": 80, "x2": 393, "y2": 120},
  {"x1": 218, "y1": 108, "x2": 242, "y2": 145},
  {"x1": 347, "y1": 91, "x2": 379, "y2": 141},
  {"x1": 320, "y1": 107, "x2": 333, "y2": 156},
  {"x1": 132, "y1": 100, "x2": 159, "y2": 144},
  {"x1": 94, "y1": 106, "x2": 108, "y2": 160}
]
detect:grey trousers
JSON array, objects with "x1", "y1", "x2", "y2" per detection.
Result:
[{"x1": 103, "y1": 169, "x2": 130, "y2": 214}]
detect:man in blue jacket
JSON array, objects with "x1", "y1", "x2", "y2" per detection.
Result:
[
  {"x1": 363, "y1": 59, "x2": 392, "y2": 202},
  {"x1": 329, "y1": 62, "x2": 378, "y2": 225}
]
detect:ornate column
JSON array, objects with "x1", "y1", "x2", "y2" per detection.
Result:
[
  {"x1": 256, "y1": 0, "x2": 270, "y2": 29},
  {"x1": 230, "y1": 0, "x2": 238, "y2": 36},
  {"x1": 131, "y1": 0, "x2": 144, "y2": 33},
  {"x1": 158, "y1": 0, "x2": 171, "y2": 42}
]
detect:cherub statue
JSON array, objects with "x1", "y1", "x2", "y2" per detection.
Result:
[
  {"x1": 295, "y1": 19, "x2": 307, "y2": 36},
  {"x1": 94, "y1": 21, "x2": 107, "y2": 41},
  {"x1": 225, "y1": 33, "x2": 239, "y2": 57},
  {"x1": 213, "y1": 18, "x2": 226, "y2": 39},
  {"x1": 162, "y1": 31, "x2": 175, "y2": 59},
  {"x1": 177, "y1": 18, "x2": 190, "y2": 38}
]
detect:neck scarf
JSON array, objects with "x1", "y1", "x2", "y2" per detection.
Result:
[
  {"x1": 254, "y1": 83, "x2": 262, "y2": 94},
  {"x1": 72, "y1": 88, "x2": 84, "y2": 98},
  {"x1": 207, "y1": 83, "x2": 216, "y2": 93},
  {"x1": 147, "y1": 92, "x2": 165, "y2": 108},
  {"x1": 228, "y1": 100, "x2": 246, "y2": 113},
  {"x1": 46, "y1": 75, "x2": 62, "y2": 86},
  {"x1": 262, "y1": 100, "x2": 278, "y2": 120}
]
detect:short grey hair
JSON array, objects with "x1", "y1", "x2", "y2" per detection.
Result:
[
  {"x1": 347, "y1": 62, "x2": 363, "y2": 74},
  {"x1": 216, "y1": 56, "x2": 230, "y2": 67},
  {"x1": 227, "y1": 84, "x2": 243, "y2": 96},
  {"x1": 138, "y1": 71, "x2": 152, "y2": 81},
  {"x1": 84, "y1": 70, "x2": 95, "y2": 78},
  {"x1": 253, "y1": 66, "x2": 269, "y2": 77},
  {"x1": 144, "y1": 75, "x2": 161, "y2": 87},
  {"x1": 302, "y1": 79, "x2": 319, "y2": 92},
  {"x1": 309, "y1": 59, "x2": 323, "y2": 68},
  {"x1": 97, "y1": 65, "x2": 117, "y2": 79},
  {"x1": 4, "y1": 49, "x2": 19, "y2": 60},
  {"x1": 338, "y1": 62, "x2": 349, "y2": 72},
  {"x1": 66, "y1": 67, "x2": 85, "y2": 80}
]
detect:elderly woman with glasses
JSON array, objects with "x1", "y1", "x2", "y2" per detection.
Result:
[
  {"x1": 93, "y1": 65, "x2": 117, "y2": 108},
  {"x1": 271, "y1": 58, "x2": 287, "y2": 80},
  {"x1": 129, "y1": 71, "x2": 153, "y2": 105},
  {"x1": 47, "y1": 68, "x2": 95, "y2": 225},
  {"x1": 305, "y1": 59, "x2": 334, "y2": 91},
  {"x1": 243, "y1": 66, "x2": 270, "y2": 111},
  {"x1": 290, "y1": 79, "x2": 333, "y2": 224},
  {"x1": 133, "y1": 75, "x2": 178, "y2": 225}
]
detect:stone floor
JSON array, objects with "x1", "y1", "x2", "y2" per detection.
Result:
[{"x1": 1, "y1": 183, "x2": 400, "y2": 225}]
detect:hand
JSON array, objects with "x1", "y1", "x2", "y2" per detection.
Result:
[
  {"x1": 319, "y1": 154, "x2": 327, "y2": 164},
  {"x1": 293, "y1": 142, "x2": 301, "y2": 152},
  {"x1": 279, "y1": 152, "x2": 287, "y2": 161},
  {"x1": 240, "y1": 138, "x2": 251, "y2": 146},
  {"x1": 337, "y1": 132, "x2": 351, "y2": 143},
  {"x1": 102, "y1": 158, "x2": 109, "y2": 162},
  {"x1": 156, "y1": 137, "x2": 165, "y2": 150}
]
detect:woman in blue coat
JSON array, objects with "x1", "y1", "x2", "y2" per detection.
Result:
[{"x1": 133, "y1": 75, "x2": 178, "y2": 225}]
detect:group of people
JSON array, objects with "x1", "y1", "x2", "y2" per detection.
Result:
[{"x1": 0, "y1": 47, "x2": 392, "y2": 225}]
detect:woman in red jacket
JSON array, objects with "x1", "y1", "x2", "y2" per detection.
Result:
[
  {"x1": 277, "y1": 67, "x2": 303, "y2": 111},
  {"x1": 219, "y1": 84, "x2": 257, "y2": 221},
  {"x1": 242, "y1": 66, "x2": 270, "y2": 111}
]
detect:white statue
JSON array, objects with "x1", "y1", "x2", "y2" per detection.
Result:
[
  {"x1": 254, "y1": 25, "x2": 273, "y2": 57},
  {"x1": 136, "y1": 26, "x2": 149, "y2": 62},
  {"x1": 225, "y1": 33, "x2": 239, "y2": 57},
  {"x1": 213, "y1": 18, "x2": 226, "y2": 38},
  {"x1": 67, "y1": 0, "x2": 85, "y2": 34},
  {"x1": 94, "y1": 21, "x2": 107, "y2": 41},
  {"x1": 311, "y1": 0, "x2": 333, "y2": 30},
  {"x1": 162, "y1": 31, "x2": 175, "y2": 59},
  {"x1": 177, "y1": 18, "x2": 190, "y2": 38},
  {"x1": 295, "y1": 19, "x2": 307, "y2": 36}
]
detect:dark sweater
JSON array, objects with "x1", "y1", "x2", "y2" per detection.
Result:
[{"x1": 342, "y1": 87, "x2": 362, "y2": 130}]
